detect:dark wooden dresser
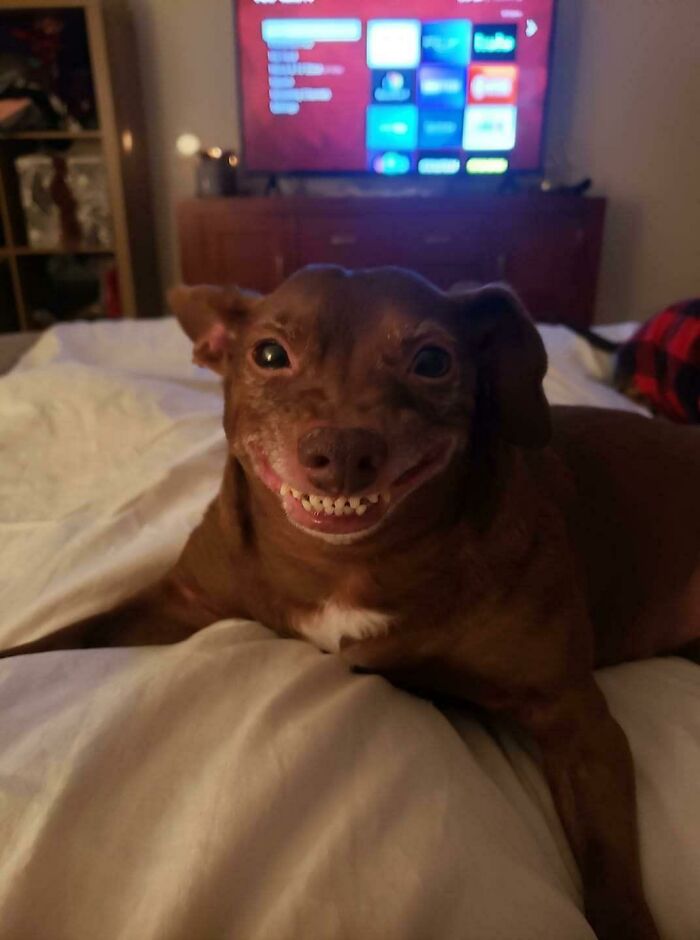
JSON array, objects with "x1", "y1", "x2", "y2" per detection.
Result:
[{"x1": 177, "y1": 194, "x2": 606, "y2": 327}]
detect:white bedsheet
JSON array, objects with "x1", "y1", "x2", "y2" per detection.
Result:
[{"x1": 0, "y1": 319, "x2": 697, "y2": 940}]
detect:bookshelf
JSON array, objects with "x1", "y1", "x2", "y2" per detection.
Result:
[{"x1": 0, "y1": 0, "x2": 159, "y2": 331}]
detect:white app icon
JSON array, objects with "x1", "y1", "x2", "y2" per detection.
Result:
[
  {"x1": 367, "y1": 20, "x2": 422, "y2": 69},
  {"x1": 463, "y1": 106, "x2": 517, "y2": 151}
]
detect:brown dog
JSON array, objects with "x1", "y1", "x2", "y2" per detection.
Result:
[{"x1": 3, "y1": 266, "x2": 699, "y2": 939}]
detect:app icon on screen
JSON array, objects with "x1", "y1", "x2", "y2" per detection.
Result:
[
  {"x1": 472, "y1": 25, "x2": 518, "y2": 62},
  {"x1": 463, "y1": 105, "x2": 517, "y2": 151},
  {"x1": 468, "y1": 65, "x2": 518, "y2": 106},
  {"x1": 367, "y1": 20, "x2": 422, "y2": 69},
  {"x1": 418, "y1": 109, "x2": 464, "y2": 149},
  {"x1": 366, "y1": 105, "x2": 419, "y2": 150},
  {"x1": 417, "y1": 153, "x2": 461, "y2": 176},
  {"x1": 418, "y1": 66, "x2": 466, "y2": 109},
  {"x1": 369, "y1": 151, "x2": 414, "y2": 175},
  {"x1": 421, "y1": 21, "x2": 472, "y2": 67},
  {"x1": 371, "y1": 69, "x2": 417, "y2": 105},
  {"x1": 466, "y1": 157, "x2": 509, "y2": 175}
]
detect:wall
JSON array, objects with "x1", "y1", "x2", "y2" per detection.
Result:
[
  {"x1": 130, "y1": 0, "x2": 700, "y2": 323},
  {"x1": 548, "y1": 0, "x2": 700, "y2": 321},
  {"x1": 129, "y1": 0, "x2": 238, "y2": 305}
]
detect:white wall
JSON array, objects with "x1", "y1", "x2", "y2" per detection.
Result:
[
  {"x1": 547, "y1": 0, "x2": 700, "y2": 321},
  {"x1": 130, "y1": 0, "x2": 700, "y2": 323},
  {"x1": 129, "y1": 0, "x2": 238, "y2": 299}
]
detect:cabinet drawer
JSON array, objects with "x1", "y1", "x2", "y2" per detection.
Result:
[{"x1": 298, "y1": 213, "x2": 492, "y2": 268}]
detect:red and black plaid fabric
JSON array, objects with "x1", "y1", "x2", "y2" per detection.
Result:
[{"x1": 615, "y1": 299, "x2": 700, "y2": 423}]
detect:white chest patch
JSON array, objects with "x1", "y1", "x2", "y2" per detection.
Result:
[{"x1": 296, "y1": 601, "x2": 393, "y2": 654}]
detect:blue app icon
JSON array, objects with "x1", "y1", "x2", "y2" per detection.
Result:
[
  {"x1": 417, "y1": 153, "x2": 461, "y2": 176},
  {"x1": 366, "y1": 105, "x2": 419, "y2": 150},
  {"x1": 418, "y1": 66, "x2": 466, "y2": 109},
  {"x1": 421, "y1": 20, "x2": 472, "y2": 67},
  {"x1": 371, "y1": 69, "x2": 416, "y2": 104},
  {"x1": 418, "y1": 109, "x2": 464, "y2": 149}
]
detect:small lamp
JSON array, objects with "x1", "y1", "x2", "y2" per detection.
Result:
[
  {"x1": 175, "y1": 134, "x2": 240, "y2": 197},
  {"x1": 196, "y1": 147, "x2": 240, "y2": 197}
]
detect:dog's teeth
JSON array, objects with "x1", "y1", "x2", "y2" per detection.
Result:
[
  {"x1": 343, "y1": 506, "x2": 354, "y2": 516},
  {"x1": 349, "y1": 497, "x2": 361, "y2": 509},
  {"x1": 333, "y1": 505, "x2": 345, "y2": 517},
  {"x1": 368, "y1": 494, "x2": 380, "y2": 504},
  {"x1": 291, "y1": 488, "x2": 301, "y2": 500},
  {"x1": 356, "y1": 505, "x2": 368, "y2": 516},
  {"x1": 309, "y1": 495, "x2": 324, "y2": 512},
  {"x1": 333, "y1": 497, "x2": 347, "y2": 510},
  {"x1": 280, "y1": 483, "x2": 290, "y2": 497},
  {"x1": 301, "y1": 498, "x2": 312, "y2": 512},
  {"x1": 381, "y1": 491, "x2": 391, "y2": 503},
  {"x1": 322, "y1": 497, "x2": 334, "y2": 511},
  {"x1": 324, "y1": 504, "x2": 335, "y2": 515}
]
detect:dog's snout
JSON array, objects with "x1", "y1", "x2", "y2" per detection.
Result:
[{"x1": 297, "y1": 427, "x2": 388, "y2": 495}]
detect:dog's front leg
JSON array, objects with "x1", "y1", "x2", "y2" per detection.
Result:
[{"x1": 515, "y1": 680, "x2": 659, "y2": 940}]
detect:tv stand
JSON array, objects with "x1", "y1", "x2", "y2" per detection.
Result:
[{"x1": 177, "y1": 192, "x2": 606, "y2": 327}]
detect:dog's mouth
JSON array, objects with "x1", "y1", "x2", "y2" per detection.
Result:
[{"x1": 248, "y1": 439, "x2": 455, "y2": 543}]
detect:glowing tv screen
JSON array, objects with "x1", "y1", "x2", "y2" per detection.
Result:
[{"x1": 235, "y1": 0, "x2": 557, "y2": 177}]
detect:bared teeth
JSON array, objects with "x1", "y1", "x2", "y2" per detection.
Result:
[{"x1": 280, "y1": 485, "x2": 387, "y2": 517}]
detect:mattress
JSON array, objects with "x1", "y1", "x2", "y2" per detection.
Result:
[{"x1": 0, "y1": 318, "x2": 697, "y2": 940}]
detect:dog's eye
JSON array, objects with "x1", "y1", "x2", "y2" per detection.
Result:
[
  {"x1": 253, "y1": 341, "x2": 291, "y2": 370},
  {"x1": 411, "y1": 346, "x2": 452, "y2": 379}
]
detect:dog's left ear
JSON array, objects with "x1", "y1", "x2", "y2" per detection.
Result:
[
  {"x1": 459, "y1": 284, "x2": 551, "y2": 448},
  {"x1": 167, "y1": 284, "x2": 261, "y2": 374}
]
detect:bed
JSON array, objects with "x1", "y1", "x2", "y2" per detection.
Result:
[{"x1": 0, "y1": 318, "x2": 698, "y2": 940}]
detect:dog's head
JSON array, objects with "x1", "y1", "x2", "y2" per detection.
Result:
[{"x1": 169, "y1": 265, "x2": 549, "y2": 544}]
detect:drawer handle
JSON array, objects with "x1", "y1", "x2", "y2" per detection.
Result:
[
  {"x1": 423, "y1": 234, "x2": 452, "y2": 245},
  {"x1": 330, "y1": 234, "x2": 357, "y2": 246}
]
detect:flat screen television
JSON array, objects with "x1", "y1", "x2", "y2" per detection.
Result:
[{"x1": 234, "y1": 0, "x2": 557, "y2": 178}]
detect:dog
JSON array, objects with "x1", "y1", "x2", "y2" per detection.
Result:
[{"x1": 3, "y1": 265, "x2": 699, "y2": 940}]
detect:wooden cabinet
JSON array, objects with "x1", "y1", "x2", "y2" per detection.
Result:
[{"x1": 177, "y1": 194, "x2": 606, "y2": 327}]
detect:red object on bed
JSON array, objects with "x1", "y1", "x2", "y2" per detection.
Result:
[{"x1": 616, "y1": 299, "x2": 700, "y2": 423}]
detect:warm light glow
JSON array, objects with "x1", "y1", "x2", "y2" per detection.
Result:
[
  {"x1": 228, "y1": 154, "x2": 239, "y2": 168},
  {"x1": 207, "y1": 147, "x2": 223, "y2": 159},
  {"x1": 176, "y1": 133, "x2": 202, "y2": 157},
  {"x1": 121, "y1": 130, "x2": 134, "y2": 153}
]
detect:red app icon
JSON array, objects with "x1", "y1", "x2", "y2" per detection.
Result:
[{"x1": 468, "y1": 65, "x2": 519, "y2": 106}]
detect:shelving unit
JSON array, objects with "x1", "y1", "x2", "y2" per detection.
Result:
[{"x1": 0, "y1": 0, "x2": 159, "y2": 331}]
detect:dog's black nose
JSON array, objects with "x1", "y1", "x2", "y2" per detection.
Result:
[{"x1": 297, "y1": 427, "x2": 388, "y2": 495}]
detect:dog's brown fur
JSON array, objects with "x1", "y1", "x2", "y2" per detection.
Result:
[{"x1": 3, "y1": 266, "x2": 699, "y2": 940}]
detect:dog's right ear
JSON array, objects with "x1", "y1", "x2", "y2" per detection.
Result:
[{"x1": 167, "y1": 284, "x2": 260, "y2": 375}]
